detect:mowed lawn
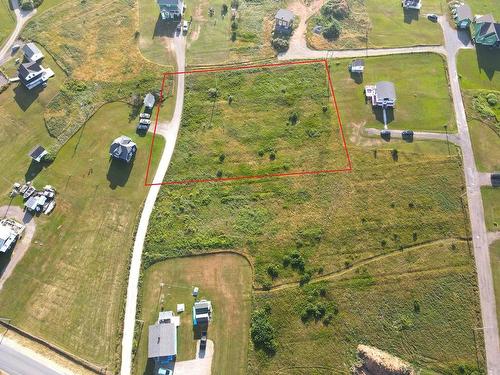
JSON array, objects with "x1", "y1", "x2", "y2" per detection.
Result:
[
  {"x1": 0, "y1": 0, "x2": 14, "y2": 47},
  {"x1": 0, "y1": 102, "x2": 164, "y2": 370},
  {"x1": 307, "y1": 0, "x2": 443, "y2": 50},
  {"x1": 248, "y1": 240, "x2": 484, "y2": 374},
  {"x1": 457, "y1": 49, "x2": 500, "y2": 91},
  {"x1": 165, "y1": 63, "x2": 349, "y2": 183},
  {"x1": 482, "y1": 187, "x2": 499, "y2": 231},
  {"x1": 491, "y1": 241, "x2": 500, "y2": 344},
  {"x1": 330, "y1": 53, "x2": 454, "y2": 132},
  {"x1": 134, "y1": 254, "x2": 252, "y2": 375}
]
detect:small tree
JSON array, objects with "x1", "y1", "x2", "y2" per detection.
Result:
[
  {"x1": 267, "y1": 265, "x2": 279, "y2": 279},
  {"x1": 250, "y1": 309, "x2": 277, "y2": 355},
  {"x1": 271, "y1": 37, "x2": 289, "y2": 52},
  {"x1": 221, "y1": 3, "x2": 228, "y2": 15},
  {"x1": 322, "y1": 19, "x2": 341, "y2": 40},
  {"x1": 208, "y1": 87, "x2": 218, "y2": 99},
  {"x1": 231, "y1": 0, "x2": 239, "y2": 9}
]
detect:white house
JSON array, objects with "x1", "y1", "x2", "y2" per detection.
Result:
[
  {"x1": 157, "y1": 0, "x2": 183, "y2": 19},
  {"x1": 22, "y1": 42, "x2": 44, "y2": 62},
  {"x1": 365, "y1": 81, "x2": 396, "y2": 108},
  {"x1": 401, "y1": 0, "x2": 421, "y2": 10}
]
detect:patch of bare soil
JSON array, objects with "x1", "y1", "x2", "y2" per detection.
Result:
[
  {"x1": 349, "y1": 121, "x2": 382, "y2": 147},
  {"x1": 352, "y1": 344, "x2": 416, "y2": 375}
]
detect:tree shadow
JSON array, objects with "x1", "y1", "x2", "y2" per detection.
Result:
[
  {"x1": 373, "y1": 107, "x2": 395, "y2": 125},
  {"x1": 475, "y1": 46, "x2": 500, "y2": 81},
  {"x1": 13, "y1": 84, "x2": 42, "y2": 112},
  {"x1": 153, "y1": 16, "x2": 180, "y2": 38},
  {"x1": 0, "y1": 244, "x2": 13, "y2": 279},
  {"x1": 403, "y1": 8, "x2": 419, "y2": 24},
  {"x1": 349, "y1": 71, "x2": 363, "y2": 84},
  {"x1": 106, "y1": 158, "x2": 133, "y2": 189},
  {"x1": 25, "y1": 159, "x2": 51, "y2": 181}
]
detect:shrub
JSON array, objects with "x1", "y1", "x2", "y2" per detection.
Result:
[
  {"x1": 321, "y1": 0, "x2": 350, "y2": 20},
  {"x1": 322, "y1": 19, "x2": 341, "y2": 40},
  {"x1": 289, "y1": 252, "x2": 305, "y2": 271},
  {"x1": 231, "y1": 20, "x2": 238, "y2": 31},
  {"x1": 208, "y1": 88, "x2": 218, "y2": 99},
  {"x1": 231, "y1": 0, "x2": 239, "y2": 9},
  {"x1": 271, "y1": 37, "x2": 289, "y2": 52},
  {"x1": 221, "y1": 4, "x2": 228, "y2": 15},
  {"x1": 299, "y1": 271, "x2": 312, "y2": 286},
  {"x1": 250, "y1": 309, "x2": 277, "y2": 355},
  {"x1": 267, "y1": 265, "x2": 279, "y2": 279},
  {"x1": 486, "y1": 92, "x2": 498, "y2": 106},
  {"x1": 289, "y1": 111, "x2": 299, "y2": 125},
  {"x1": 219, "y1": 153, "x2": 226, "y2": 162},
  {"x1": 282, "y1": 255, "x2": 291, "y2": 267}
]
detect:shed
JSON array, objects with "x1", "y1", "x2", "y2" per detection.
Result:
[
  {"x1": 28, "y1": 145, "x2": 48, "y2": 162},
  {"x1": 144, "y1": 93, "x2": 156, "y2": 109},
  {"x1": 275, "y1": 9, "x2": 294, "y2": 30},
  {"x1": 22, "y1": 42, "x2": 44, "y2": 62},
  {"x1": 109, "y1": 136, "x2": 137, "y2": 163}
]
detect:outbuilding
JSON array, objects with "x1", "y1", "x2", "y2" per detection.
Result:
[
  {"x1": 109, "y1": 136, "x2": 137, "y2": 163},
  {"x1": 28, "y1": 145, "x2": 48, "y2": 162}
]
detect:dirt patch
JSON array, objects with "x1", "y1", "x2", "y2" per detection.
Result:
[
  {"x1": 353, "y1": 344, "x2": 415, "y2": 375},
  {"x1": 349, "y1": 121, "x2": 382, "y2": 147}
]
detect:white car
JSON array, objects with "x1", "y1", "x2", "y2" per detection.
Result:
[
  {"x1": 182, "y1": 20, "x2": 189, "y2": 33},
  {"x1": 139, "y1": 113, "x2": 151, "y2": 119},
  {"x1": 139, "y1": 119, "x2": 151, "y2": 125}
]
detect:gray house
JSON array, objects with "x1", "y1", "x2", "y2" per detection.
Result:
[
  {"x1": 109, "y1": 136, "x2": 137, "y2": 163},
  {"x1": 275, "y1": 9, "x2": 294, "y2": 31},
  {"x1": 22, "y1": 42, "x2": 44, "y2": 62},
  {"x1": 158, "y1": 0, "x2": 183, "y2": 19},
  {"x1": 365, "y1": 81, "x2": 396, "y2": 108},
  {"x1": 18, "y1": 61, "x2": 47, "y2": 90},
  {"x1": 148, "y1": 323, "x2": 177, "y2": 365}
]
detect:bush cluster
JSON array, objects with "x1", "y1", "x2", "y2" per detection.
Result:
[
  {"x1": 316, "y1": 0, "x2": 350, "y2": 40},
  {"x1": 250, "y1": 308, "x2": 277, "y2": 355},
  {"x1": 271, "y1": 37, "x2": 289, "y2": 52}
]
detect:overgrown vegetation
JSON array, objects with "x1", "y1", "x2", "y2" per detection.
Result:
[
  {"x1": 317, "y1": 0, "x2": 350, "y2": 40},
  {"x1": 250, "y1": 306, "x2": 277, "y2": 356}
]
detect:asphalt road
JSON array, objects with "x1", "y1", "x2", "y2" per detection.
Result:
[
  {"x1": 0, "y1": 339, "x2": 66, "y2": 375},
  {"x1": 120, "y1": 35, "x2": 186, "y2": 375},
  {"x1": 0, "y1": 0, "x2": 35, "y2": 65}
]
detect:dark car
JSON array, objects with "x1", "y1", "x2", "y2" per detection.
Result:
[
  {"x1": 427, "y1": 14, "x2": 438, "y2": 22},
  {"x1": 401, "y1": 130, "x2": 414, "y2": 140},
  {"x1": 200, "y1": 331, "x2": 207, "y2": 350}
]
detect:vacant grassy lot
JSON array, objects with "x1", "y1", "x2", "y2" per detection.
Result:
[
  {"x1": 0, "y1": 0, "x2": 14, "y2": 47},
  {"x1": 307, "y1": 0, "x2": 443, "y2": 50},
  {"x1": 0, "y1": 102, "x2": 164, "y2": 370},
  {"x1": 134, "y1": 254, "x2": 252, "y2": 375},
  {"x1": 183, "y1": 0, "x2": 286, "y2": 65},
  {"x1": 330, "y1": 53, "x2": 455, "y2": 132},
  {"x1": 491, "y1": 241, "x2": 500, "y2": 344},
  {"x1": 164, "y1": 62, "x2": 349, "y2": 183},
  {"x1": 457, "y1": 49, "x2": 500, "y2": 91},
  {"x1": 248, "y1": 240, "x2": 484, "y2": 374},
  {"x1": 482, "y1": 187, "x2": 499, "y2": 231}
]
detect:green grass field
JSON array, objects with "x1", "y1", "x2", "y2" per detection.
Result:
[
  {"x1": 0, "y1": 0, "x2": 14, "y2": 47},
  {"x1": 482, "y1": 187, "x2": 499, "y2": 231},
  {"x1": 248, "y1": 240, "x2": 484, "y2": 374},
  {"x1": 307, "y1": 0, "x2": 443, "y2": 50},
  {"x1": 462, "y1": 0, "x2": 500, "y2": 20},
  {"x1": 0, "y1": 102, "x2": 164, "y2": 370},
  {"x1": 457, "y1": 49, "x2": 500, "y2": 91},
  {"x1": 134, "y1": 254, "x2": 252, "y2": 375},
  {"x1": 164, "y1": 62, "x2": 349, "y2": 183},
  {"x1": 490, "y1": 241, "x2": 500, "y2": 344},
  {"x1": 330, "y1": 53, "x2": 455, "y2": 132}
]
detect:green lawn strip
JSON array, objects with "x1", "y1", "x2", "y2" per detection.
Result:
[
  {"x1": 457, "y1": 49, "x2": 500, "y2": 91},
  {"x1": 165, "y1": 63, "x2": 349, "y2": 183},
  {"x1": 0, "y1": 0, "x2": 15, "y2": 47},
  {"x1": 248, "y1": 241, "x2": 484, "y2": 374},
  {"x1": 462, "y1": 0, "x2": 500, "y2": 20},
  {"x1": 134, "y1": 254, "x2": 252, "y2": 375},
  {"x1": 490, "y1": 241, "x2": 500, "y2": 345},
  {"x1": 0, "y1": 102, "x2": 164, "y2": 370},
  {"x1": 481, "y1": 187, "x2": 499, "y2": 231},
  {"x1": 330, "y1": 53, "x2": 455, "y2": 132},
  {"x1": 306, "y1": 0, "x2": 443, "y2": 50},
  {"x1": 468, "y1": 118, "x2": 500, "y2": 172}
]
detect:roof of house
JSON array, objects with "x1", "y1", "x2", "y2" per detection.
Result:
[
  {"x1": 144, "y1": 93, "x2": 156, "y2": 108},
  {"x1": 109, "y1": 136, "x2": 137, "y2": 161},
  {"x1": 352, "y1": 59, "x2": 364, "y2": 67},
  {"x1": 148, "y1": 323, "x2": 177, "y2": 358},
  {"x1": 456, "y1": 4, "x2": 472, "y2": 20},
  {"x1": 477, "y1": 21, "x2": 500, "y2": 37},
  {"x1": 22, "y1": 42, "x2": 43, "y2": 61},
  {"x1": 194, "y1": 300, "x2": 212, "y2": 314},
  {"x1": 157, "y1": 0, "x2": 181, "y2": 6},
  {"x1": 276, "y1": 9, "x2": 294, "y2": 23},
  {"x1": 376, "y1": 81, "x2": 396, "y2": 100},
  {"x1": 475, "y1": 14, "x2": 495, "y2": 24},
  {"x1": 28, "y1": 145, "x2": 47, "y2": 161},
  {"x1": 18, "y1": 61, "x2": 43, "y2": 80}
]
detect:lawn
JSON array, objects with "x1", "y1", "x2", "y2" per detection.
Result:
[
  {"x1": 490, "y1": 241, "x2": 500, "y2": 344},
  {"x1": 0, "y1": 102, "x2": 164, "y2": 371},
  {"x1": 0, "y1": 0, "x2": 14, "y2": 47},
  {"x1": 482, "y1": 187, "x2": 499, "y2": 231},
  {"x1": 457, "y1": 49, "x2": 500, "y2": 91},
  {"x1": 330, "y1": 53, "x2": 455, "y2": 132},
  {"x1": 307, "y1": 0, "x2": 443, "y2": 50},
  {"x1": 134, "y1": 253, "x2": 252, "y2": 375},
  {"x1": 183, "y1": 0, "x2": 286, "y2": 65},
  {"x1": 248, "y1": 240, "x2": 484, "y2": 374},
  {"x1": 463, "y1": 0, "x2": 500, "y2": 20},
  {"x1": 163, "y1": 62, "x2": 350, "y2": 183}
]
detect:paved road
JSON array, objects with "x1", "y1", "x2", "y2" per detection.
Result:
[
  {"x1": 0, "y1": 0, "x2": 35, "y2": 65},
  {"x1": 364, "y1": 128, "x2": 462, "y2": 146},
  {"x1": 279, "y1": 14, "x2": 500, "y2": 375},
  {"x1": 0, "y1": 337, "x2": 69, "y2": 375},
  {"x1": 120, "y1": 35, "x2": 186, "y2": 375},
  {"x1": 0, "y1": 205, "x2": 36, "y2": 290}
]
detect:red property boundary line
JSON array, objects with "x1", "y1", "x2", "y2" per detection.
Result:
[{"x1": 144, "y1": 59, "x2": 352, "y2": 186}]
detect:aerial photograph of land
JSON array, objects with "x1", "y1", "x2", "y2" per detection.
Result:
[{"x1": 0, "y1": 0, "x2": 498, "y2": 374}]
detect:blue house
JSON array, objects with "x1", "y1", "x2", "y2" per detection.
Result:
[{"x1": 192, "y1": 300, "x2": 212, "y2": 326}]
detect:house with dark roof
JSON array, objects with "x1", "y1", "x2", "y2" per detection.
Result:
[
  {"x1": 275, "y1": 9, "x2": 294, "y2": 31},
  {"x1": 28, "y1": 145, "x2": 48, "y2": 163},
  {"x1": 18, "y1": 61, "x2": 47, "y2": 90},
  {"x1": 471, "y1": 15, "x2": 500, "y2": 47},
  {"x1": 157, "y1": 0, "x2": 183, "y2": 19},
  {"x1": 22, "y1": 42, "x2": 44, "y2": 62},
  {"x1": 109, "y1": 136, "x2": 137, "y2": 163},
  {"x1": 454, "y1": 4, "x2": 473, "y2": 29}
]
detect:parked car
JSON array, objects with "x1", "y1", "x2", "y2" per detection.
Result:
[
  {"x1": 139, "y1": 119, "x2": 151, "y2": 125},
  {"x1": 182, "y1": 20, "x2": 189, "y2": 33},
  {"x1": 157, "y1": 368, "x2": 173, "y2": 375},
  {"x1": 139, "y1": 113, "x2": 151, "y2": 119},
  {"x1": 427, "y1": 14, "x2": 438, "y2": 21},
  {"x1": 200, "y1": 331, "x2": 207, "y2": 350},
  {"x1": 401, "y1": 130, "x2": 414, "y2": 140},
  {"x1": 176, "y1": 22, "x2": 181, "y2": 32}
]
